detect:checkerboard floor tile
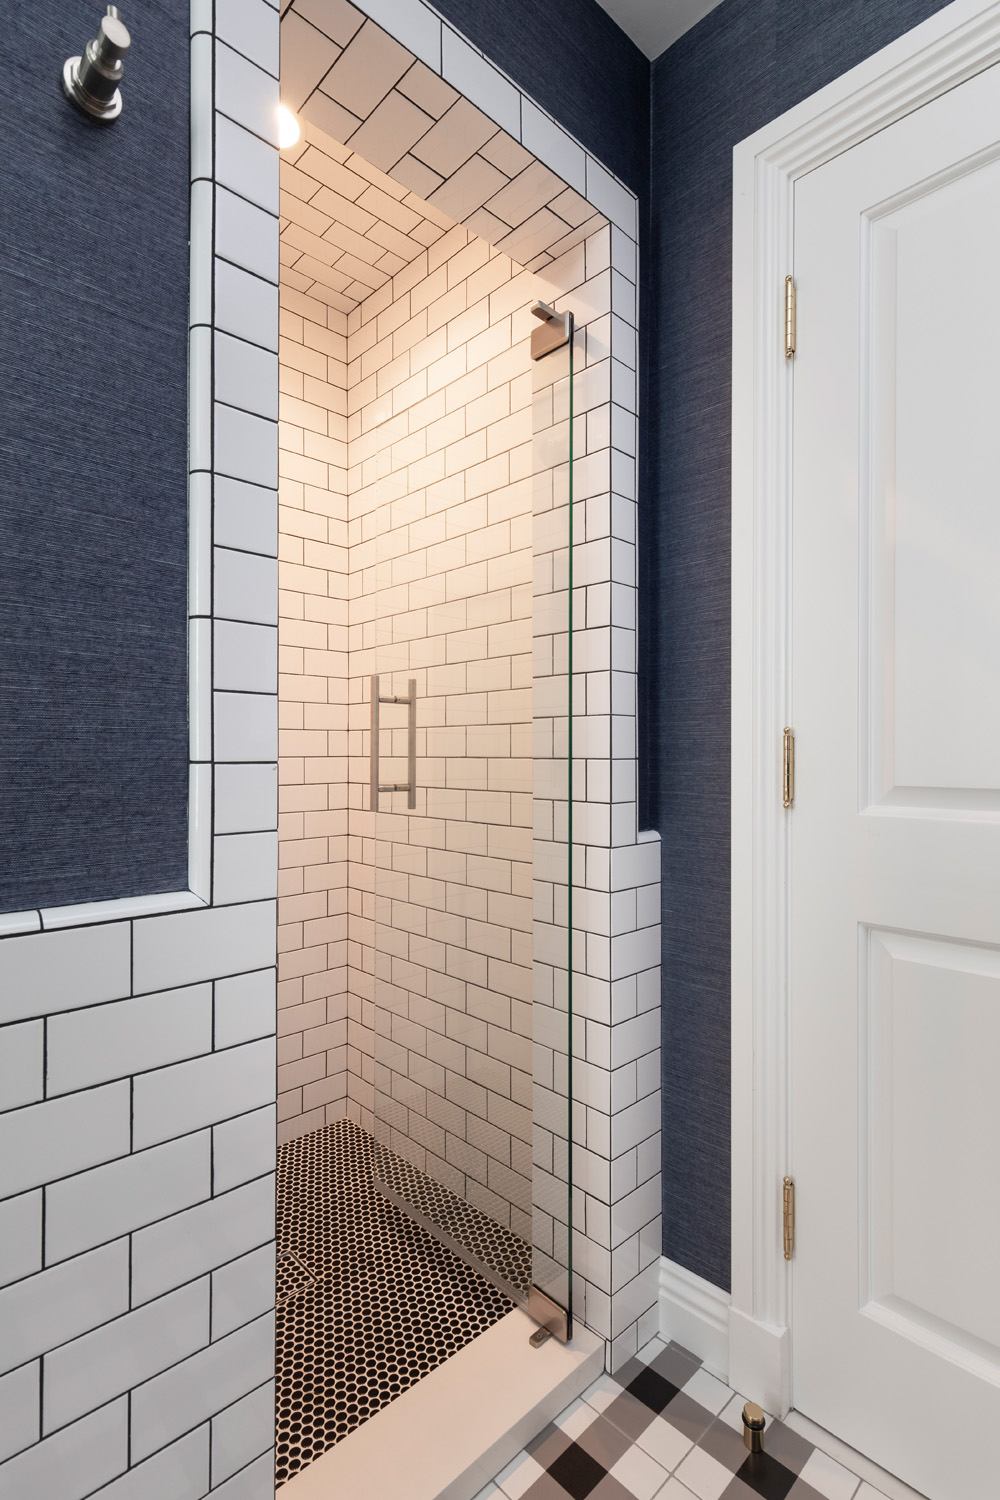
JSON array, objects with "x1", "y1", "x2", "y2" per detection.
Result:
[{"x1": 475, "y1": 1339, "x2": 888, "y2": 1500}]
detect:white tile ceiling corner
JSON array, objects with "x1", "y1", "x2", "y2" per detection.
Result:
[{"x1": 278, "y1": 0, "x2": 611, "y2": 306}]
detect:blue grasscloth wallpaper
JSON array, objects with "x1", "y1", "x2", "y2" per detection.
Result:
[
  {"x1": 0, "y1": 1, "x2": 189, "y2": 912},
  {"x1": 646, "y1": 0, "x2": 954, "y2": 1290}
]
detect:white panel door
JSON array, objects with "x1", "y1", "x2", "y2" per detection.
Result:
[{"x1": 791, "y1": 59, "x2": 1000, "y2": 1500}]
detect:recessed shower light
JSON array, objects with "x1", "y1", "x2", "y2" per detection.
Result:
[{"x1": 278, "y1": 105, "x2": 301, "y2": 149}]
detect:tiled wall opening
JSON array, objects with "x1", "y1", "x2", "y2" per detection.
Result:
[{"x1": 276, "y1": 0, "x2": 659, "y2": 1370}]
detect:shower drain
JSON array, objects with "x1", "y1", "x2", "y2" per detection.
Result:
[
  {"x1": 276, "y1": 1249, "x2": 315, "y2": 1308},
  {"x1": 274, "y1": 1118, "x2": 514, "y2": 1487}
]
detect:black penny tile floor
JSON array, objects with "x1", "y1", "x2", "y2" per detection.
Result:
[
  {"x1": 275, "y1": 1118, "x2": 514, "y2": 1487},
  {"x1": 477, "y1": 1339, "x2": 891, "y2": 1500}
]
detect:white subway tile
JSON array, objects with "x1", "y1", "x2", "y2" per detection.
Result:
[
  {"x1": 45, "y1": 1134, "x2": 211, "y2": 1266},
  {"x1": 357, "y1": 0, "x2": 441, "y2": 70},
  {"x1": 215, "y1": 485, "x2": 278, "y2": 562},
  {"x1": 216, "y1": 261, "x2": 279, "y2": 353},
  {"x1": 211, "y1": 1242, "x2": 276, "y2": 1339},
  {"x1": 0, "y1": 1020, "x2": 43, "y2": 1110},
  {"x1": 0, "y1": 1241, "x2": 128, "y2": 1377},
  {"x1": 132, "y1": 1176, "x2": 274, "y2": 1307},
  {"x1": 215, "y1": 764, "x2": 279, "y2": 836},
  {"x1": 213, "y1": 1106, "x2": 276, "y2": 1194},
  {"x1": 133, "y1": 900, "x2": 275, "y2": 997},
  {"x1": 217, "y1": 0, "x2": 279, "y2": 74},
  {"x1": 0, "y1": 1362, "x2": 37, "y2": 1463},
  {"x1": 131, "y1": 1314, "x2": 275, "y2": 1464},
  {"x1": 441, "y1": 30, "x2": 519, "y2": 138},
  {"x1": 521, "y1": 101, "x2": 586, "y2": 195},
  {"x1": 0, "y1": 1085, "x2": 130, "y2": 1200},
  {"x1": 215, "y1": 970, "x2": 277, "y2": 1048},
  {"x1": 214, "y1": 693, "x2": 279, "y2": 763},
  {"x1": 189, "y1": 472, "x2": 212, "y2": 617},
  {"x1": 210, "y1": 1450, "x2": 274, "y2": 1499},
  {"x1": 215, "y1": 404, "x2": 279, "y2": 489},
  {"x1": 43, "y1": 1280, "x2": 210, "y2": 1433},
  {"x1": 94, "y1": 1426, "x2": 210, "y2": 1500},
  {"x1": 189, "y1": 325, "x2": 212, "y2": 471},
  {"x1": 214, "y1": 622, "x2": 278, "y2": 695},
  {"x1": 214, "y1": 833, "x2": 279, "y2": 905},
  {"x1": 216, "y1": 189, "x2": 278, "y2": 290},
  {"x1": 190, "y1": 179, "x2": 213, "y2": 326},
  {"x1": 46, "y1": 986, "x2": 213, "y2": 1096},
  {"x1": 190, "y1": 617, "x2": 213, "y2": 763},
  {"x1": 210, "y1": 1380, "x2": 273, "y2": 1485},
  {"x1": 216, "y1": 42, "x2": 279, "y2": 147},
  {"x1": 132, "y1": 1039, "x2": 276, "y2": 1150},
  {"x1": 0, "y1": 924, "x2": 130, "y2": 1025},
  {"x1": 216, "y1": 334, "x2": 279, "y2": 421},
  {"x1": 215, "y1": 545, "x2": 279, "y2": 623},
  {"x1": 0, "y1": 1191, "x2": 41, "y2": 1290},
  {"x1": 0, "y1": 1396, "x2": 127, "y2": 1500},
  {"x1": 585, "y1": 158, "x2": 636, "y2": 238},
  {"x1": 190, "y1": 32, "x2": 213, "y2": 182},
  {"x1": 215, "y1": 117, "x2": 279, "y2": 216}
]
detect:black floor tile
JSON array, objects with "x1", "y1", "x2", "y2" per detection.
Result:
[{"x1": 546, "y1": 1441, "x2": 611, "y2": 1500}]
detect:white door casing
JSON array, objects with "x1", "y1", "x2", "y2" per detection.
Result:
[{"x1": 731, "y1": 0, "x2": 1000, "y2": 1469}]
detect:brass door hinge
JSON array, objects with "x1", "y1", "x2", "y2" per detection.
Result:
[
  {"x1": 783, "y1": 1176, "x2": 795, "y2": 1259},
  {"x1": 784, "y1": 275, "x2": 796, "y2": 358},
  {"x1": 782, "y1": 728, "x2": 795, "y2": 809}
]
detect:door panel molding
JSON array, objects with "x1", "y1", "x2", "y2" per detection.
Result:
[{"x1": 731, "y1": 0, "x2": 1000, "y2": 1416}]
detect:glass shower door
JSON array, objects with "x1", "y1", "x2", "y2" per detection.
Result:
[{"x1": 367, "y1": 301, "x2": 576, "y2": 1339}]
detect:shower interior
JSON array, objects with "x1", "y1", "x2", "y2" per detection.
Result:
[{"x1": 275, "y1": 100, "x2": 583, "y2": 1484}]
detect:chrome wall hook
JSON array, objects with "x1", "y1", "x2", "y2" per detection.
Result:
[{"x1": 63, "y1": 6, "x2": 130, "y2": 121}]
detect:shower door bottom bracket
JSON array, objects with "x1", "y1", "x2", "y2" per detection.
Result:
[{"x1": 527, "y1": 1285, "x2": 570, "y2": 1344}]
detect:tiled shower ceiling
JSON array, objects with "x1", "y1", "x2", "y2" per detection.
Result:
[
  {"x1": 280, "y1": 0, "x2": 604, "y2": 295},
  {"x1": 280, "y1": 126, "x2": 456, "y2": 313}
]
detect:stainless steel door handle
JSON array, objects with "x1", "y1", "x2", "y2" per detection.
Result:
[{"x1": 370, "y1": 675, "x2": 416, "y2": 811}]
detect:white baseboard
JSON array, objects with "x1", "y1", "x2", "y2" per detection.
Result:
[
  {"x1": 728, "y1": 1306, "x2": 790, "y2": 1417},
  {"x1": 658, "y1": 1258, "x2": 731, "y2": 1380}
]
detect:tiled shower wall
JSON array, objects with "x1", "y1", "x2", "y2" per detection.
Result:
[
  {"x1": 346, "y1": 227, "x2": 538, "y2": 1238},
  {"x1": 276, "y1": 286, "x2": 351, "y2": 1143}
]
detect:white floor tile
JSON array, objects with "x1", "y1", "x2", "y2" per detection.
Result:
[
  {"x1": 471, "y1": 1486, "x2": 502, "y2": 1500},
  {"x1": 680, "y1": 1368, "x2": 733, "y2": 1416},
  {"x1": 494, "y1": 1450, "x2": 545, "y2": 1499},
  {"x1": 798, "y1": 1447, "x2": 862, "y2": 1500},
  {"x1": 636, "y1": 1337, "x2": 667, "y2": 1364},
  {"x1": 856, "y1": 1486, "x2": 890, "y2": 1500},
  {"x1": 609, "y1": 1442, "x2": 669, "y2": 1500},
  {"x1": 654, "y1": 1480, "x2": 699, "y2": 1499},
  {"x1": 635, "y1": 1415, "x2": 694, "y2": 1473},
  {"x1": 673, "y1": 1445, "x2": 733, "y2": 1500},
  {"x1": 555, "y1": 1398, "x2": 597, "y2": 1441},
  {"x1": 580, "y1": 1373, "x2": 621, "y2": 1414}
]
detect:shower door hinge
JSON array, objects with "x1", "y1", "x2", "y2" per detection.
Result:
[
  {"x1": 782, "y1": 728, "x2": 795, "y2": 809},
  {"x1": 783, "y1": 1176, "x2": 795, "y2": 1260},
  {"x1": 784, "y1": 276, "x2": 796, "y2": 358}
]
